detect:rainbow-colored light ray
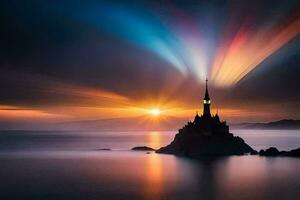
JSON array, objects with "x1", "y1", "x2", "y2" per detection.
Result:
[
  {"x1": 211, "y1": 14, "x2": 300, "y2": 87},
  {"x1": 77, "y1": 1, "x2": 300, "y2": 87}
]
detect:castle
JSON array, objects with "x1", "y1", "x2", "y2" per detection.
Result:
[
  {"x1": 156, "y1": 80, "x2": 254, "y2": 157},
  {"x1": 188, "y1": 79, "x2": 229, "y2": 136}
]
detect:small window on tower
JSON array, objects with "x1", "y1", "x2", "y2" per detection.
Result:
[{"x1": 204, "y1": 100, "x2": 211, "y2": 104}]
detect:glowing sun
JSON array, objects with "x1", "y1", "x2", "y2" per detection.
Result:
[{"x1": 150, "y1": 108, "x2": 161, "y2": 116}]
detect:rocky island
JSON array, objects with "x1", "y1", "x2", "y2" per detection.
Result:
[
  {"x1": 259, "y1": 147, "x2": 300, "y2": 157},
  {"x1": 156, "y1": 80, "x2": 255, "y2": 157},
  {"x1": 131, "y1": 146, "x2": 156, "y2": 151}
]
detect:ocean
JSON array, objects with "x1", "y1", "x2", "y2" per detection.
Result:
[{"x1": 0, "y1": 129, "x2": 300, "y2": 200}]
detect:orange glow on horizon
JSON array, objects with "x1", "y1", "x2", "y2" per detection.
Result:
[
  {"x1": 1, "y1": 99, "x2": 294, "y2": 126},
  {"x1": 0, "y1": 105, "x2": 68, "y2": 120}
]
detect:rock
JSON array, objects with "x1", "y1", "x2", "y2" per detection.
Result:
[
  {"x1": 259, "y1": 147, "x2": 280, "y2": 156},
  {"x1": 286, "y1": 148, "x2": 300, "y2": 157},
  {"x1": 259, "y1": 149, "x2": 265, "y2": 155},
  {"x1": 250, "y1": 150, "x2": 258, "y2": 155},
  {"x1": 97, "y1": 148, "x2": 111, "y2": 151},
  {"x1": 258, "y1": 147, "x2": 300, "y2": 157},
  {"x1": 131, "y1": 146, "x2": 155, "y2": 151},
  {"x1": 156, "y1": 131, "x2": 255, "y2": 157},
  {"x1": 156, "y1": 114, "x2": 255, "y2": 157}
]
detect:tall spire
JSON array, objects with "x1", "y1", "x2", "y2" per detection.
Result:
[
  {"x1": 203, "y1": 78, "x2": 211, "y2": 117},
  {"x1": 204, "y1": 78, "x2": 210, "y2": 100}
]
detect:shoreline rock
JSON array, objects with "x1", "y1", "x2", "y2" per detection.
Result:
[
  {"x1": 97, "y1": 148, "x2": 111, "y2": 151},
  {"x1": 156, "y1": 131, "x2": 255, "y2": 157},
  {"x1": 156, "y1": 111, "x2": 256, "y2": 157},
  {"x1": 131, "y1": 146, "x2": 156, "y2": 151},
  {"x1": 259, "y1": 147, "x2": 300, "y2": 157}
]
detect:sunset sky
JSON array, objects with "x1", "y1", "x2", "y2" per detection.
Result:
[{"x1": 0, "y1": 0, "x2": 299, "y2": 130}]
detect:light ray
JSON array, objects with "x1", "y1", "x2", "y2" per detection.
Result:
[
  {"x1": 211, "y1": 16, "x2": 300, "y2": 87},
  {"x1": 81, "y1": 3, "x2": 188, "y2": 74}
]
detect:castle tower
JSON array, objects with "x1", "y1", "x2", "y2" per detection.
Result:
[{"x1": 203, "y1": 79, "x2": 211, "y2": 117}]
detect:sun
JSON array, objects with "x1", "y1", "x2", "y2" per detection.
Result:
[{"x1": 150, "y1": 108, "x2": 161, "y2": 116}]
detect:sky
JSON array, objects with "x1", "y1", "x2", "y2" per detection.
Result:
[{"x1": 0, "y1": 0, "x2": 299, "y2": 130}]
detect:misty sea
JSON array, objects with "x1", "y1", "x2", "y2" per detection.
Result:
[{"x1": 0, "y1": 129, "x2": 300, "y2": 200}]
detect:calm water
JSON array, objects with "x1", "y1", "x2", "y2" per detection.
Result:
[{"x1": 0, "y1": 129, "x2": 300, "y2": 200}]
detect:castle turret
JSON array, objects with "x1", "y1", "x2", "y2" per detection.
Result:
[{"x1": 203, "y1": 79, "x2": 211, "y2": 117}]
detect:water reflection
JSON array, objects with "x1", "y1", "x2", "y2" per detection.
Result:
[
  {"x1": 144, "y1": 153, "x2": 163, "y2": 200},
  {"x1": 1, "y1": 129, "x2": 300, "y2": 151},
  {"x1": 146, "y1": 131, "x2": 162, "y2": 149},
  {"x1": 215, "y1": 156, "x2": 269, "y2": 200},
  {"x1": 0, "y1": 152, "x2": 300, "y2": 200}
]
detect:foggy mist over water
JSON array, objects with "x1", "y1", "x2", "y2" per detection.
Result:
[
  {"x1": 0, "y1": 129, "x2": 300, "y2": 200},
  {"x1": 0, "y1": 129, "x2": 300, "y2": 152}
]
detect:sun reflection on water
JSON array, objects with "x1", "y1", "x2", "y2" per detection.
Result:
[
  {"x1": 147, "y1": 131, "x2": 162, "y2": 149},
  {"x1": 144, "y1": 153, "x2": 164, "y2": 200}
]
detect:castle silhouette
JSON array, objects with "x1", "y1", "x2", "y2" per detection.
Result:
[
  {"x1": 156, "y1": 80, "x2": 254, "y2": 157},
  {"x1": 190, "y1": 79, "x2": 229, "y2": 136}
]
